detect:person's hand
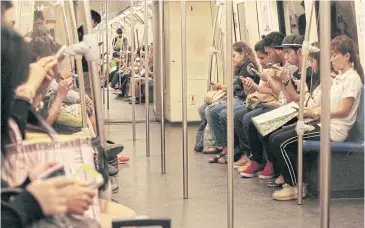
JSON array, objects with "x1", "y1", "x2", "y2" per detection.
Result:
[
  {"x1": 29, "y1": 162, "x2": 61, "y2": 181},
  {"x1": 62, "y1": 184, "x2": 96, "y2": 215},
  {"x1": 26, "y1": 177, "x2": 77, "y2": 216},
  {"x1": 241, "y1": 77, "x2": 257, "y2": 91},
  {"x1": 293, "y1": 79, "x2": 309, "y2": 92},
  {"x1": 25, "y1": 56, "x2": 58, "y2": 94},
  {"x1": 214, "y1": 83, "x2": 223, "y2": 90},
  {"x1": 60, "y1": 71, "x2": 74, "y2": 79},
  {"x1": 272, "y1": 66, "x2": 289, "y2": 82},
  {"x1": 253, "y1": 68, "x2": 274, "y2": 82},
  {"x1": 58, "y1": 78, "x2": 73, "y2": 98},
  {"x1": 303, "y1": 108, "x2": 320, "y2": 120},
  {"x1": 85, "y1": 95, "x2": 94, "y2": 109}
]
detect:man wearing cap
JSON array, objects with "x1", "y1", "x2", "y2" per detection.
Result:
[{"x1": 272, "y1": 34, "x2": 314, "y2": 102}]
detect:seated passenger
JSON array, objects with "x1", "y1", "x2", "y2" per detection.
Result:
[
  {"x1": 1, "y1": 23, "x2": 95, "y2": 228},
  {"x1": 234, "y1": 32, "x2": 292, "y2": 170},
  {"x1": 240, "y1": 35, "x2": 316, "y2": 178},
  {"x1": 127, "y1": 51, "x2": 153, "y2": 104},
  {"x1": 269, "y1": 35, "x2": 363, "y2": 200},
  {"x1": 206, "y1": 41, "x2": 260, "y2": 161},
  {"x1": 241, "y1": 42, "x2": 321, "y2": 184},
  {"x1": 1, "y1": 1, "x2": 15, "y2": 28}
]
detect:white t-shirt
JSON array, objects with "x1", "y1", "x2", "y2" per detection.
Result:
[
  {"x1": 328, "y1": 68, "x2": 362, "y2": 141},
  {"x1": 305, "y1": 82, "x2": 326, "y2": 109}
]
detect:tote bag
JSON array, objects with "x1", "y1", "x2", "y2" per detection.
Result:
[
  {"x1": 252, "y1": 102, "x2": 299, "y2": 136},
  {"x1": 2, "y1": 114, "x2": 102, "y2": 222}
]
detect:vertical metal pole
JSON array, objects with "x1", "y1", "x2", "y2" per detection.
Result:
[
  {"x1": 181, "y1": 0, "x2": 188, "y2": 199},
  {"x1": 83, "y1": 0, "x2": 106, "y2": 145},
  {"x1": 159, "y1": 0, "x2": 166, "y2": 174},
  {"x1": 68, "y1": 0, "x2": 88, "y2": 130},
  {"x1": 207, "y1": 4, "x2": 221, "y2": 91},
  {"x1": 105, "y1": 1, "x2": 110, "y2": 110},
  {"x1": 102, "y1": 9, "x2": 106, "y2": 105},
  {"x1": 131, "y1": 0, "x2": 137, "y2": 141},
  {"x1": 319, "y1": 1, "x2": 331, "y2": 227},
  {"x1": 297, "y1": 1, "x2": 314, "y2": 205},
  {"x1": 144, "y1": 0, "x2": 150, "y2": 157},
  {"x1": 61, "y1": 3, "x2": 74, "y2": 70},
  {"x1": 225, "y1": 1, "x2": 234, "y2": 228}
]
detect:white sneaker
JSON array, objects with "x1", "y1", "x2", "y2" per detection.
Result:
[{"x1": 272, "y1": 183, "x2": 307, "y2": 201}]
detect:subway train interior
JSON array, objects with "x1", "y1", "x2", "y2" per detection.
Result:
[{"x1": 1, "y1": 0, "x2": 364, "y2": 227}]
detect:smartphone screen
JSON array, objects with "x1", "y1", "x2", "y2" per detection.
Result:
[{"x1": 39, "y1": 165, "x2": 66, "y2": 179}]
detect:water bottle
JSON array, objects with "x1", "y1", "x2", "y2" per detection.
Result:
[{"x1": 279, "y1": 91, "x2": 287, "y2": 106}]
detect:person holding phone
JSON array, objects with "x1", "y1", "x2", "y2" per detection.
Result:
[
  {"x1": 205, "y1": 41, "x2": 260, "y2": 161},
  {"x1": 1, "y1": 24, "x2": 96, "y2": 227}
]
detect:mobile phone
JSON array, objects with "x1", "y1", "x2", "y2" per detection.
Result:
[
  {"x1": 55, "y1": 45, "x2": 67, "y2": 59},
  {"x1": 71, "y1": 74, "x2": 78, "y2": 84},
  {"x1": 73, "y1": 164, "x2": 104, "y2": 189},
  {"x1": 39, "y1": 164, "x2": 66, "y2": 179},
  {"x1": 269, "y1": 64, "x2": 282, "y2": 71}
]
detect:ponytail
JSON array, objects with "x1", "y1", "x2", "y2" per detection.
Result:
[{"x1": 354, "y1": 55, "x2": 364, "y2": 84}]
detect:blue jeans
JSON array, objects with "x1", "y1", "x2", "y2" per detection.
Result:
[
  {"x1": 197, "y1": 102, "x2": 209, "y2": 121},
  {"x1": 206, "y1": 98, "x2": 244, "y2": 147}
]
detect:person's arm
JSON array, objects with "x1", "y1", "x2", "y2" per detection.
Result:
[
  {"x1": 305, "y1": 97, "x2": 355, "y2": 120},
  {"x1": 272, "y1": 68, "x2": 300, "y2": 102},
  {"x1": 1, "y1": 190, "x2": 44, "y2": 228},
  {"x1": 46, "y1": 79, "x2": 72, "y2": 125},
  {"x1": 256, "y1": 81, "x2": 273, "y2": 95},
  {"x1": 49, "y1": 79, "x2": 80, "y2": 104},
  {"x1": 305, "y1": 76, "x2": 361, "y2": 119}
]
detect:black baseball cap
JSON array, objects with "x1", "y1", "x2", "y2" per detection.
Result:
[{"x1": 275, "y1": 35, "x2": 304, "y2": 49}]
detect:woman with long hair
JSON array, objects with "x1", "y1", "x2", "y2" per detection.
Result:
[{"x1": 204, "y1": 41, "x2": 260, "y2": 160}]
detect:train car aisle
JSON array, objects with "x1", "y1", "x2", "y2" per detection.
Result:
[{"x1": 104, "y1": 91, "x2": 363, "y2": 228}]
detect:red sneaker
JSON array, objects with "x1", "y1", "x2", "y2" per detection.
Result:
[
  {"x1": 118, "y1": 156, "x2": 130, "y2": 164},
  {"x1": 240, "y1": 161, "x2": 263, "y2": 178},
  {"x1": 259, "y1": 161, "x2": 275, "y2": 179}
]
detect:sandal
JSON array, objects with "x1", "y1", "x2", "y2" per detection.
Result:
[
  {"x1": 218, "y1": 155, "x2": 228, "y2": 164},
  {"x1": 208, "y1": 152, "x2": 226, "y2": 163}
]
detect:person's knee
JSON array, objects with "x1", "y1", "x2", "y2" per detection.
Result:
[
  {"x1": 198, "y1": 102, "x2": 207, "y2": 113},
  {"x1": 219, "y1": 110, "x2": 227, "y2": 122}
]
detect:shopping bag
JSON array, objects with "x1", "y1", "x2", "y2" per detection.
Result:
[
  {"x1": 204, "y1": 83, "x2": 227, "y2": 104},
  {"x1": 2, "y1": 111, "x2": 102, "y2": 222},
  {"x1": 252, "y1": 102, "x2": 299, "y2": 136},
  {"x1": 203, "y1": 123, "x2": 214, "y2": 150}
]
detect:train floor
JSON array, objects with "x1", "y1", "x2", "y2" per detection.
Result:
[{"x1": 104, "y1": 92, "x2": 364, "y2": 228}]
